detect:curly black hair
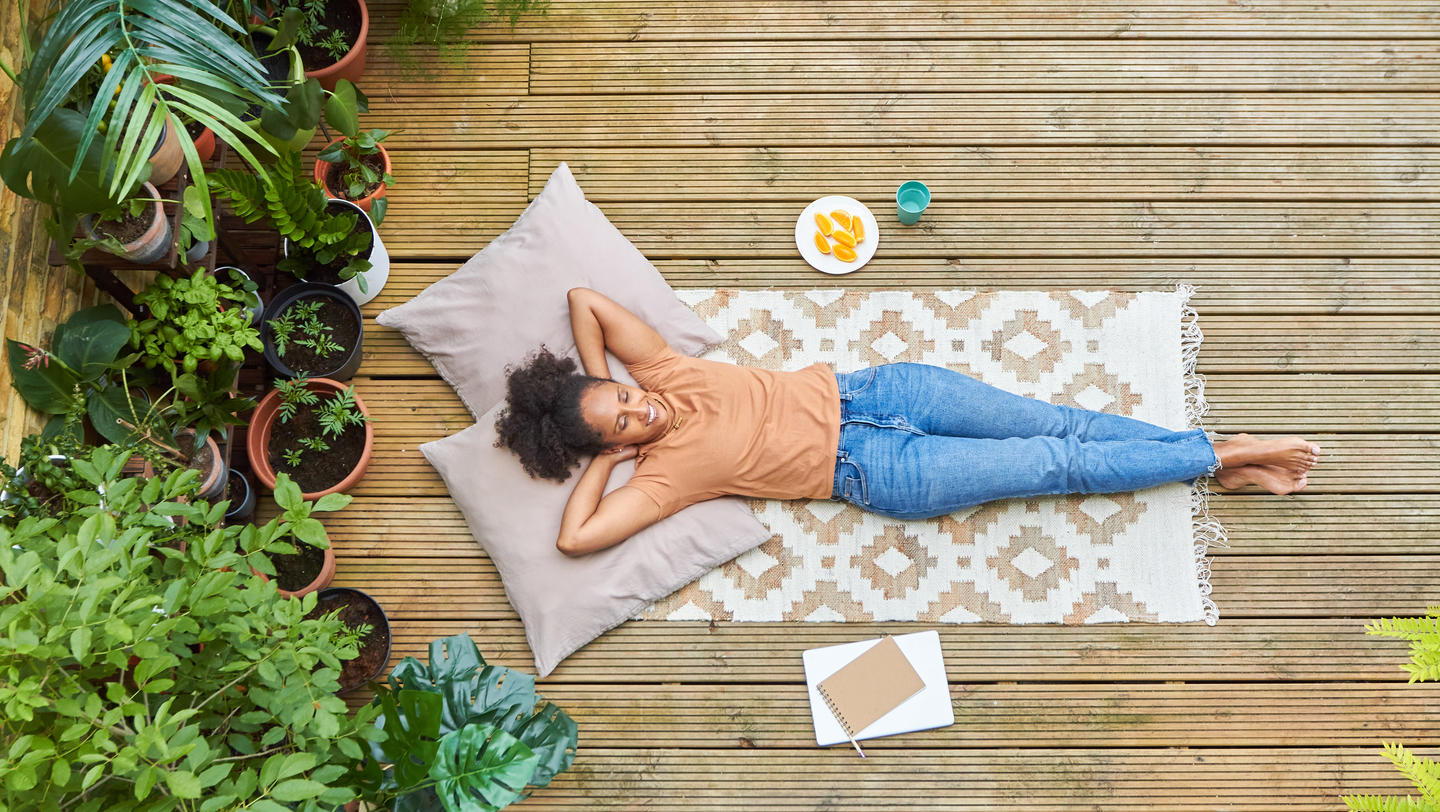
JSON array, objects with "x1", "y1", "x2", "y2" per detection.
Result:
[{"x1": 493, "y1": 348, "x2": 610, "y2": 482}]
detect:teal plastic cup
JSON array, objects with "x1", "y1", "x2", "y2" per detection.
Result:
[{"x1": 896, "y1": 181, "x2": 931, "y2": 225}]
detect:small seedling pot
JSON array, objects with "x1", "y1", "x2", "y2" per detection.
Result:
[
  {"x1": 252, "y1": 544, "x2": 336, "y2": 598},
  {"x1": 81, "y1": 182, "x2": 171, "y2": 265},
  {"x1": 179, "y1": 430, "x2": 226, "y2": 503},
  {"x1": 310, "y1": 587, "x2": 391, "y2": 692},
  {"x1": 303, "y1": 0, "x2": 370, "y2": 90},
  {"x1": 223, "y1": 468, "x2": 256, "y2": 523},
  {"x1": 313, "y1": 138, "x2": 390, "y2": 213},
  {"x1": 217, "y1": 266, "x2": 265, "y2": 328},
  {"x1": 247, "y1": 376, "x2": 374, "y2": 500},
  {"x1": 260, "y1": 282, "x2": 365, "y2": 381}
]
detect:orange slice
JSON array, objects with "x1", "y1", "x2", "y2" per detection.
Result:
[
  {"x1": 851, "y1": 217, "x2": 865, "y2": 244},
  {"x1": 814, "y1": 212, "x2": 834, "y2": 236},
  {"x1": 832, "y1": 243, "x2": 858, "y2": 262},
  {"x1": 831, "y1": 229, "x2": 856, "y2": 249},
  {"x1": 813, "y1": 231, "x2": 831, "y2": 254},
  {"x1": 830, "y1": 210, "x2": 853, "y2": 230}
]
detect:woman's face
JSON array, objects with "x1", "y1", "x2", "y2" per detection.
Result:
[{"x1": 579, "y1": 381, "x2": 672, "y2": 448}]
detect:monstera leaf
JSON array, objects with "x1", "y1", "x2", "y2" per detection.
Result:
[{"x1": 371, "y1": 634, "x2": 578, "y2": 811}]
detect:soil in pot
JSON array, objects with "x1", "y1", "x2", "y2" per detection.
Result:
[
  {"x1": 292, "y1": 200, "x2": 372, "y2": 286},
  {"x1": 308, "y1": 590, "x2": 389, "y2": 691},
  {"x1": 184, "y1": 119, "x2": 206, "y2": 141},
  {"x1": 294, "y1": 0, "x2": 364, "y2": 72},
  {"x1": 272, "y1": 296, "x2": 359, "y2": 375},
  {"x1": 272, "y1": 542, "x2": 326, "y2": 592},
  {"x1": 95, "y1": 203, "x2": 156, "y2": 243},
  {"x1": 324, "y1": 152, "x2": 385, "y2": 200},
  {"x1": 178, "y1": 433, "x2": 216, "y2": 481},
  {"x1": 266, "y1": 393, "x2": 366, "y2": 493}
]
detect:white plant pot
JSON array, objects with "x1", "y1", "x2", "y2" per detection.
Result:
[{"x1": 284, "y1": 198, "x2": 389, "y2": 307}]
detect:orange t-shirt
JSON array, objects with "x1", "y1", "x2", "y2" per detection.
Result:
[{"x1": 619, "y1": 345, "x2": 841, "y2": 519}]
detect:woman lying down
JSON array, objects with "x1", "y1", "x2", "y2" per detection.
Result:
[{"x1": 495, "y1": 288, "x2": 1321, "y2": 557}]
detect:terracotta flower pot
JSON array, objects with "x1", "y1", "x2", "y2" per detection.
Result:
[
  {"x1": 179, "y1": 430, "x2": 226, "y2": 503},
  {"x1": 81, "y1": 181, "x2": 171, "y2": 264},
  {"x1": 251, "y1": 545, "x2": 336, "y2": 598},
  {"x1": 247, "y1": 376, "x2": 373, "y2": 499},
  {"x1": 191, "y1": 126, "x2": 216, "y2": 164},
  {"x1": 147, "y1": 119, "x2": 185, "y2": 185},
  {"x1": 313, "y1": 138, "x2": 389, "y2": 212},
  {"x1": 305, "y1": 0, "x2": 369, "y2": 90}
]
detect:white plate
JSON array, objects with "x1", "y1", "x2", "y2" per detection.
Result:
[{"x1": 794, "y1": 196, "x2": 879, "y2": 275}]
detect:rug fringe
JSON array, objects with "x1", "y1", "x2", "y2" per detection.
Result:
[{"x1": 1177, "y1": 283, "x2": 1225, "y2": 625}]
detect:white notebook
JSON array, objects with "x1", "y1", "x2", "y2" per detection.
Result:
[{"x1": 802, "y1": 630, "x2": 954, "y2": 746}]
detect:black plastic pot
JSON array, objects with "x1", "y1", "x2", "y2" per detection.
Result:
[
  {"x1": 223, "y1": 468, "x2": 256, "y2": 523},
  {"x1": 260, "y1": 282, "x2": 365, "y2": 381},
  {"x1": 311, "y1": 588, "x2": 391, "y2": 692}
]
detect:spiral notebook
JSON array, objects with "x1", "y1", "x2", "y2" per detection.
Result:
[{"x1": 803, "y1": 631, "x2": 954, "y2": 747}]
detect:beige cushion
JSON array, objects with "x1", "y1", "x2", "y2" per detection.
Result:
[
  {"x1": 376, "y1": 162, "x2": 721, "y2": 418},
  {"x1": 421, "y1": 359, "x2": 771, "y2": 677}
]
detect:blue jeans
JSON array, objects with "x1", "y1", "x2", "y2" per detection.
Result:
[{"x1": 831, "y1": 364, "x2": 1219, "y2": 520}]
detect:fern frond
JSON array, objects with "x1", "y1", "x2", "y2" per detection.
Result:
[
  {"x1": 1384, "y1": 743, "x2": 1440, "y2": 802},
  {"x1": 1342, "y1": 794, "x2": 1439, "y2": 812},
  {"x1": 1367, "y1": 615, "x2": 1440, "y2": 641}
]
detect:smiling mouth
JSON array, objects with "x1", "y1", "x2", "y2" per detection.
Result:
[{"x1": 646, "y1": 402, "x2": 657, "y2": 426}]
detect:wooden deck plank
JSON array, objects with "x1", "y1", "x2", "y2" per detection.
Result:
[
  {"x1": 362, "y1": 42, "x2": 530, "y2": 94},
  {"x1": 377, "y1": 201, "x2": 1440, "y2": 259},
  {"x1": 361, "y1": 319, "x2": 1440, "y2": 377},
  {"x1": 328, "y1": 554, "x2": 1440, "y2": 619},
  {"x1": 368, "y1": 259, "x2": 1440, "y2": 315},
  {"x1": 365, "y1": 0, "x2": 1440, "y2": 41},
  {"x1": 516, "y1": 749, "x2": 1424, "y2": 811},
  {"x1": 315, "y1": 494, "x2": 1440, "y2": 558},
  {"x1": 531, "y1": 42, "x2": 1440, "y2": 93},
  {"x1": 494, "y1": 683, "x2": 1440, "y2": 748},
  {"x1": 354, "y1": 618, "x2": 1413, "y2": 684},
  {"x1": 526, "y1": 147, "x2": 1440, "y2": 202},
  {"x1": 372, "y1": 94, "x2": 1440, "y2": 146}
]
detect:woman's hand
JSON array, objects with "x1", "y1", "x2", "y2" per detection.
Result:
[{"x1": 602, "y1": 444, "x2": 639, "y2": 463}]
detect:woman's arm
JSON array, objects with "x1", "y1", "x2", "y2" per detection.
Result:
[
  {"x1": 556, "y1": 447, "x2": 663, "y2": 556},
  {"x1": 568, "y1": 287, "x2": 671, "y2": 379}
]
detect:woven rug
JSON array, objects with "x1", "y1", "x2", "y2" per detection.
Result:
[{"x1": 639, "y1": 288, "x2": 1222, "y2": 625}]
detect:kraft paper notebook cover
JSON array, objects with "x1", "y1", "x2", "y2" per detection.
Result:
[{"x1": 803, "y1": 630, "x2": 954, "y2": 746}]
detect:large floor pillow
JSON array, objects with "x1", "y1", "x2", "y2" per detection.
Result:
[
  {"x1": 422, "y1": 357, "x2": 771, "y2": 677},
  {"x1": 376, "y1": 162, "x2": 720, "y2": 419}
]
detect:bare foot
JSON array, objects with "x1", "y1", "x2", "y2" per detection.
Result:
[
  {"x1": 1214, "y1": 464, "x2": 1308, "y2": 495},
  {"x1": 1213, "y1": 433, "x2": 1321, "y2": 474}
]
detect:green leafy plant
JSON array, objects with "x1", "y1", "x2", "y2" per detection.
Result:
[
  {"x1": 1342, "y1": 607, "x2": 1440, "y2": 811},
  {"x1": 210, "y1": 149, "x2": 375, "y2": 291},
  {"x1": 385, "y1": 0, "x2": 547, "y2": 79},
  {"x1": 275, "y1": 375, "x2": 321, "y2": 424},
  {"x1": 360, "y1": 633, "x2": 578, "y2": 811},
  {"x1": 0, "y1": 432, "x2": 91, "y2": 521},
  {"x1": 0, "y1": 0, "x2": 287, "y2": 258},
  {"x1": 269, "y1": 299, "x2": 344, "y2": 362},
  {"x1": 318, "y1": 385, "x2": 367, "y2": 438},
  {"x1": 131, "y1": 269, "x2": 263, "y2": 376},
  {"x1": 272, "y1": 0, "x2": 356, "y2": 62},
  {"x1": 283, "y1": 436, "x2": 332, "y2": 468},
  {"x1": 0, "y1": 446, "x2": 383, "y2": 811},
  {"x1": 5, "y1": 305, "x2": 143, "y2": 444},
  {"x1": 318, "y1": 128, "x2": 393, "y2": 222}
]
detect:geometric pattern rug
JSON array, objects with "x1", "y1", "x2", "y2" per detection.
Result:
[{"x1": 640, "y1": 289, "x2": 1222, "y2": 625}]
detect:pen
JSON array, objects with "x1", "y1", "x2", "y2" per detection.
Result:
[{"x1": 846, "y1": 731, "x2": 866, "y2": 759}]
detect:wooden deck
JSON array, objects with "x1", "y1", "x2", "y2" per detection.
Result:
[{"x1": 328, "y1": 3, "x2": 1440, "y2": 808}]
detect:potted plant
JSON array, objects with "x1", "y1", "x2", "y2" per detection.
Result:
[
  {"x1": 308, "y1": 78, "x2": 390, "y2": 220},
  {"x1": 224, "y1": 466, "x2": 257, "y2": 523},
  {"x1": 0, "y1": 445, "x2": 384, "y2": 810},
  {"x1": 130, "y1": 267, "x2": 264, "y2": 376},
  {"x1": 262, "y1": 282, "x2": 366, "y2": 380},
  {"x1": 0, "y1": 0, "x2": 290, "y2": 258},
  {"x1": 357, "y1": 633, "x2": 578, "y2": 810},
  {"x1": 266, "y1": 0, "x2": 371, "y2": 90},
  {"x1": 217, "y1": 265, "x2": 267, "y2": 327},
  {"x1": 385, "y1": 0, "x2": 546, "y2": 78},
  {"x1": 77, "y1": 180, "x2": 172, "y2": 264},
  {"x1": 211, "y1": 148, "x2": 390, "y2": 306},
  {"x1": 248, "y1": 473, "x2": 346, "y2": 598},
  {"x1": 247, "y1": 375, "x2": 373, "y2": 498},
  {"x1": 309, "y1": 587, "x2": 390, "y2": 692}
]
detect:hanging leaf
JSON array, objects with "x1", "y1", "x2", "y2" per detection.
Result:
[{"x1": 429, "y1": 725, "x2": 538, "y2": 812}]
